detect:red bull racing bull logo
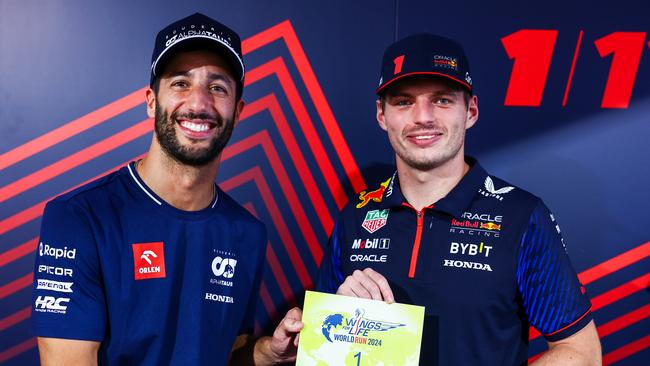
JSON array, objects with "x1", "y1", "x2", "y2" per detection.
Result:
[
  {"x1": 480, "y1": 222, "x2": 501, "y2": 231},
  {"x1": 356, "y1": 178, "x2": 392, "y2": 209}
]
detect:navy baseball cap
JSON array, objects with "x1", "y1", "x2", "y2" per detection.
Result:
[
  {"x1": 150, "y1": 13, "x2": 244, "y2": 88},
  {"x1": 376, "y1": 33, "x2": 473, "y2": 95}
]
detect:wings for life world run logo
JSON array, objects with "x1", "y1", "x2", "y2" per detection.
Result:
[{"x1": 321, "y1": 308, "x2": 405, "y2": 347}]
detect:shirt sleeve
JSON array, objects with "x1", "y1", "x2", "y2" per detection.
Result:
[
  {"x1": 315, "y1": 216, "x2": 346, "y2": 294},
  {"x1": 238, "y1": 223, "x2": 267, "y2": 335},
  {"x1": 32, "y1": 199, "x2": 106, "y2": 341},
  {"x1": 516, "y1": 200, "x2": 592, "y2": 342}
]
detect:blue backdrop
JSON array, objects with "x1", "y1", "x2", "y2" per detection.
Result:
[{"x1": 1, "y1": 0, "x2": 648, "y2": 364}]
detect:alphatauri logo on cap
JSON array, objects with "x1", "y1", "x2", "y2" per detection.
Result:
[{"x1": 132, "y1": 242, "x2": 166, "y2": 280}]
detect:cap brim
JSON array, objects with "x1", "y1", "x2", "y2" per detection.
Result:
[
  {"x1": 151, "y1": 36, "x2": 244, "y2": 83},
  {"x1": 376, "y1": 71, "x2": 472, "y2": 95}
]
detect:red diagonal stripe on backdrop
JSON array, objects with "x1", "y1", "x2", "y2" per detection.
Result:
[
  {"x1": 240, "y1": 92, "x2": 334, "y2": 234},
  {"x1": 0, "y1": 307, "x2": 30, "y2": 332},
  {"x1": 0, "y1": 238, "x2": 38, "y2": 267},
  {"x1": 603, "y1": 335, "x2": 650, "y2": 365},
  {"x1": 259, "y1": 282, "x2": 278, "y2": 327},
  {"x1": 579, "y1": 241, "x2": 650, "y2": 284},
  {"x1": 220, "y1": 166, "x2": 313, "y2": 288},
  {"x1": 598, "y1": 304, "x2": 650, "y2": 338},
  {"x1": 0, "y1": 337, "x2": 37, "y2": 364},
  {"x1": 222, "y1": 129, "x2": 323, "y2": 264},
  {"x1": 0, "y1": 119, "x2": 152, "y2": 203},
  {"x1": 0, "y1": 88, "x2": 146, "y2": 171},
  {"x1": 243, "y1": 203, "x2": 295, "y2": 305},
  {"x1": 246, "y1": 56, "x2": 347, "y2": 209},
  {"x1": 591, "y1": 273, "x2": 650, "y2": 311},
  {"x1": 0, "y1": 274, "x2": 32, "y2": 299},
  {"x1": 242, "y1": 20, "x2": 364, "y2": 200}
]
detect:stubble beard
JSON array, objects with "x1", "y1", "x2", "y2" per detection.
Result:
[{"x1": 154, "y1": 101, "x2": 235, "y2": 167}]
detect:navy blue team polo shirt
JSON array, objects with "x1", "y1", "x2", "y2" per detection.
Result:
[
  {"x1": 32, "y1": 162, "x2": 266, "y2": 365},
  {"x1": 316, "y1": 157, "x2": 592, "y2": 366}
]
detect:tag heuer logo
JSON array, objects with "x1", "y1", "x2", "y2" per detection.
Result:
[{"x1": 362, "y1": 209, "x2": 389, "y2": 233}]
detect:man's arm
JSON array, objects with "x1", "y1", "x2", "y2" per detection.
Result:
[
  {"x1": 229, "y1": 307, "x2": 303, "y2": 365},
  {"x1": 38, "y1": 337, "x2": 100, "y2": 366},
  {"x1": 531, "y1": 320, "x2": 601, "y2": 366}
]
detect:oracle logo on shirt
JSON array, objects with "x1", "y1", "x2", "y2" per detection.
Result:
[{"x1": 132, "y1": 242, "x2": 166, "y2": 280}]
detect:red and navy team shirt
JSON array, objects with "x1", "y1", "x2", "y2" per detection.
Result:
[
  {"x1": 32, "y1": 162, "x2": 267, "y2": 365},
  {"x1": 316, "y1": 158, "x2": 592, "y2": 366}
]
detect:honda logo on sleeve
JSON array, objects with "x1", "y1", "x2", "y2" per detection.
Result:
[{"x1": 132, "y1": 242, "x2": 166, "y2": 280}]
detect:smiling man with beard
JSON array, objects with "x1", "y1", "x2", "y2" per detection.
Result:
[{"x1": 32, "y1": 13, "x2": 302, "y2": 365}]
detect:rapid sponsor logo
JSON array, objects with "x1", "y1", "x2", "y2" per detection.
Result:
[
  {"x1": 350, "y1": 254, "x2": 388, "y2": 263},
  {"x1": 132, "y1": 242, "x2": 166, "y2": 280},
  {"x1": 38, "y1": 265, "x2": 73, "y2": 277},
  {"x1": 356, "y1": 178, "x2": 392, "y2": 208},
  {"x1": 361, "y1": 209, "x2": 389, "y2": 234},
  {"x1": 204, "y1": 292, "x2": 234, "y2": 303},
  {"x1": 478, "y1": 176, "x2": 514, "y2": 201},
  {"x1": 34, "y1": 296, "x2": 70, "y2": 314},
  {"x1": 352, "y1": 238, "x2": 390, "y2": 250},
  {"x1": 38, "y1": 242, "x2": 76, "y2": 260},
  {"x1": 36, "y1": 279, "x2": 74, "y2": 293},
  {"x1": 321, "y1": 308, "x2": 405, "y2": 346}
]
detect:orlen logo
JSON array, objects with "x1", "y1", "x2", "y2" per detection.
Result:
[
  {"x1": 34, "y1": 296, "x2": 70, "y2": 314},
  {"x1": 212, "y1": 256, "x2": 237, "y2": 278},
  {"x1": 132, "y1": 242, "x2": 166, "y2": 280},
  {"x1": 39, "y1": 242, "x2": 76, "y2": 260}
]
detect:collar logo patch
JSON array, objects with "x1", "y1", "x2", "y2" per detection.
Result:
[
  {"x1": 356, "y1": 177, "x2": 392, "y2": 209},
  {"x1": 478, "y1": 176, "x2": 514, "y2": 201},
  {"x1": 132, "y1": 242, "x2": 166, "y2": 280},
  {"x1": 362, "y1": 209, "x2": 389, "y2": 233}
]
